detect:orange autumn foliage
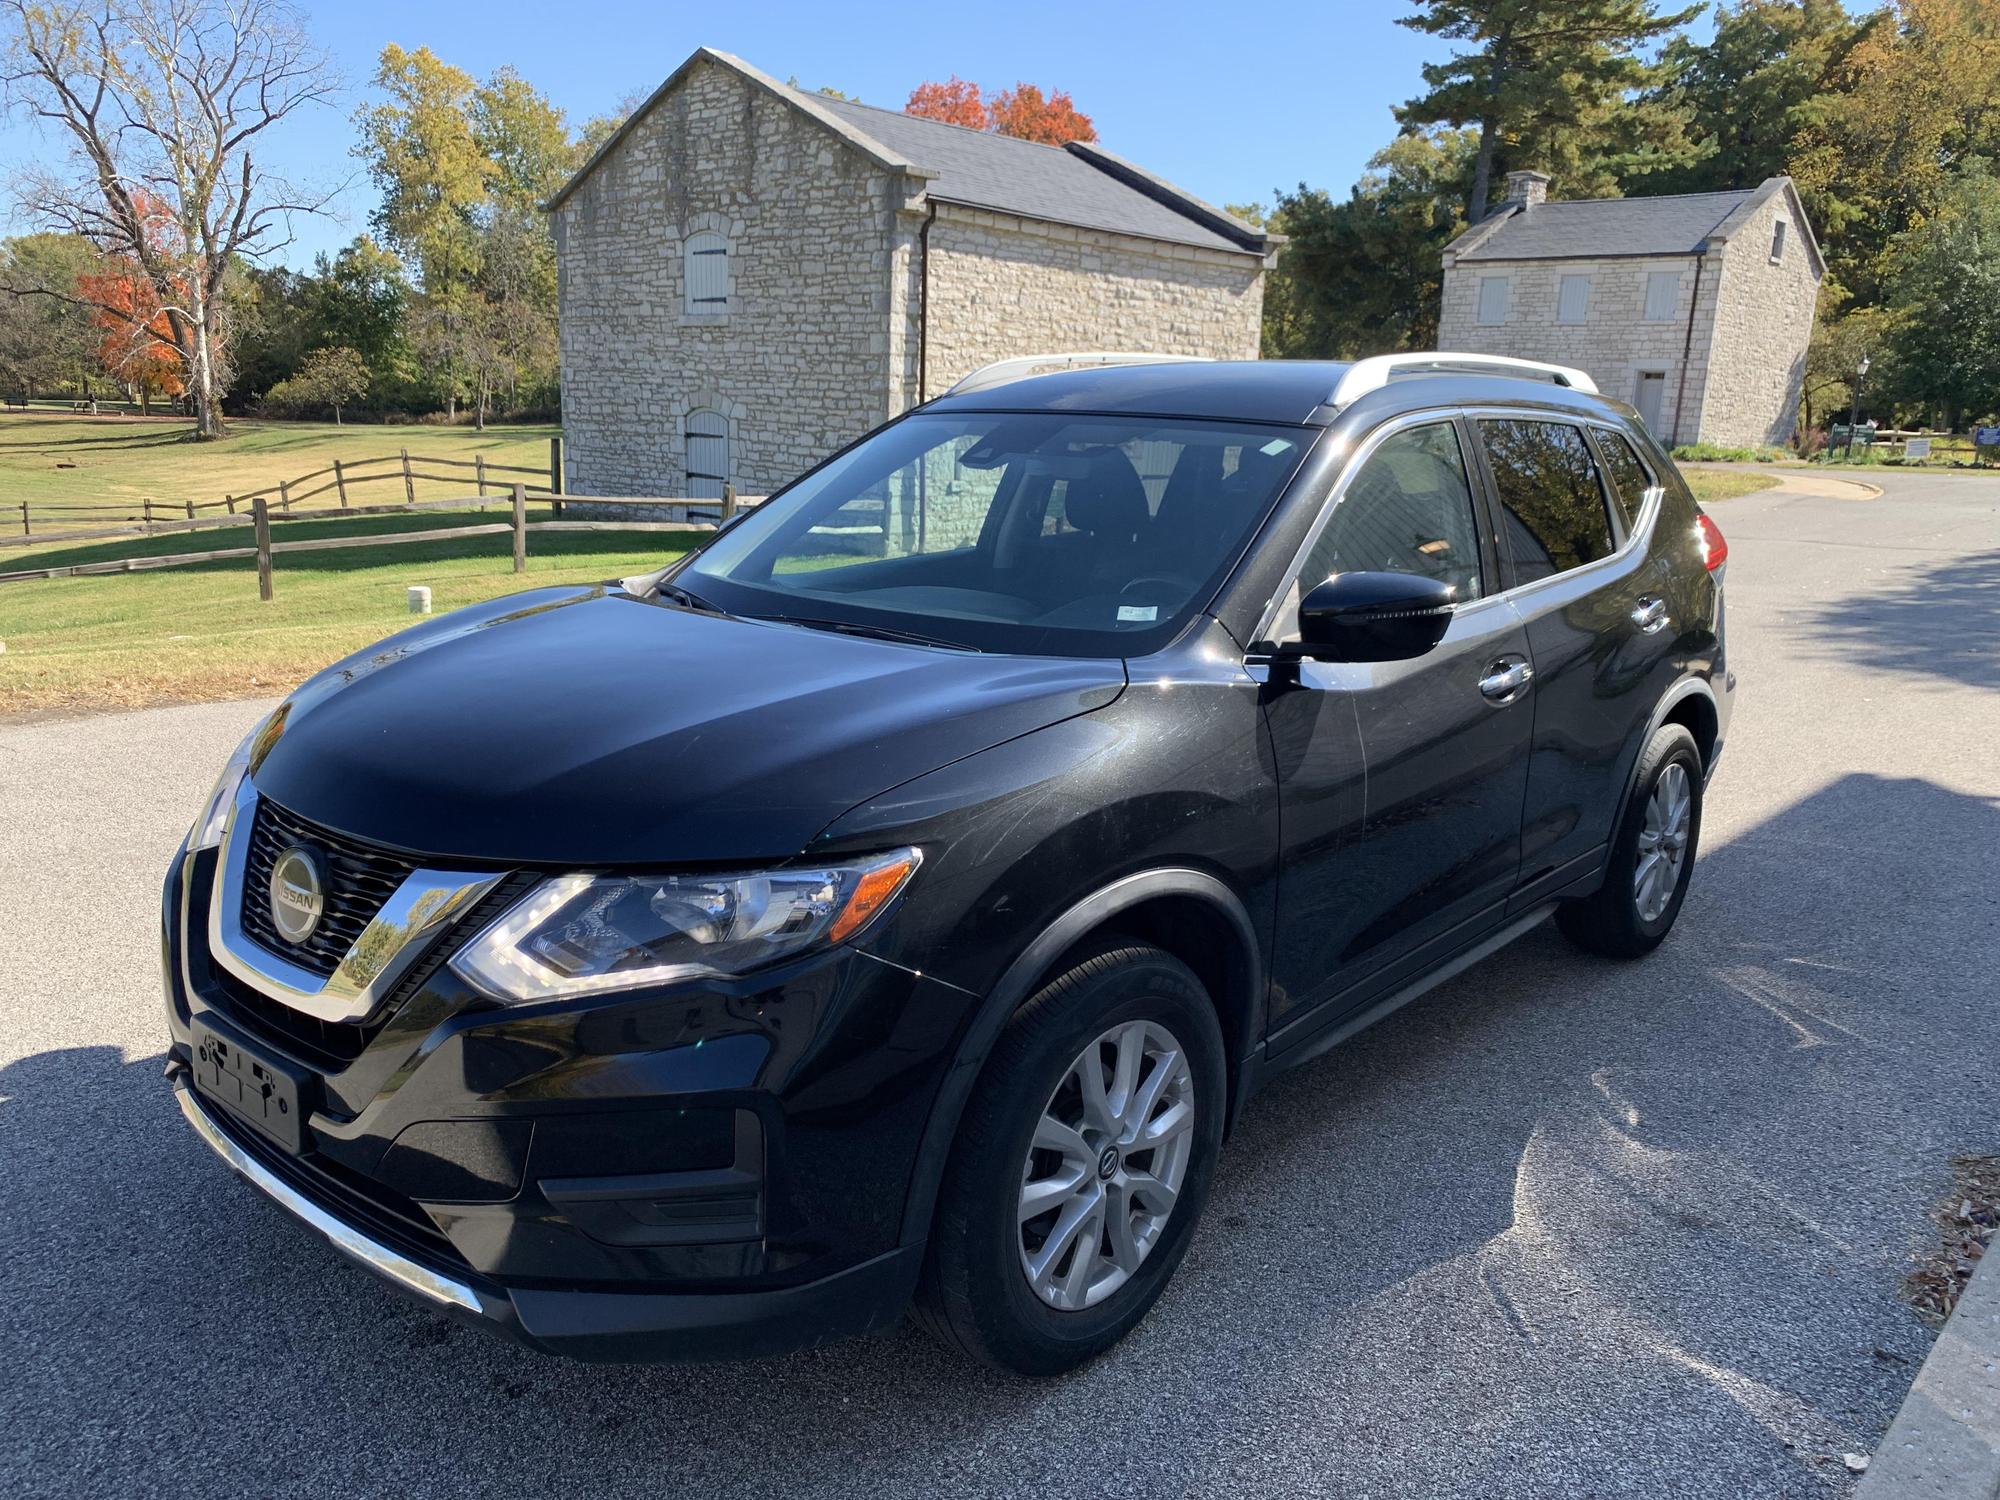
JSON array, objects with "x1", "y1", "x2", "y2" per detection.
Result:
[
  {"x1": 988, "y1": 83, "x2": 1096, "y2": 146},
  {"x1": 904, "y1": 76, "x2": 989, "y2": 130},
  {"x1": 77, "y1": 263, "x2": 186, "y2": 395},
  {"x1": 906, "y1": 78, "x2": 1097, "y2": 146}
]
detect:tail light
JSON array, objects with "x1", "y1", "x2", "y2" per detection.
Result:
[{"x1": 1695, "y1": 511, "x2": 1728, "y2": 572}]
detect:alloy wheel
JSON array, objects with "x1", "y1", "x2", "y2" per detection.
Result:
[
  {"x1": 1017, "y1": 1019, "x2": 1196, "y2": 1311},
  {"x1": 1633, "y1": 761, "x2": 1693, "y2": 922}
]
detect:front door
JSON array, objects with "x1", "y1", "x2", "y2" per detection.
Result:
[
  {"x1": 1263, "y1": 417, "x2": 1533, "y2": 1035},
  {"x1": 1634, "y1": 372, "x2": 1666, "y2": 437}
]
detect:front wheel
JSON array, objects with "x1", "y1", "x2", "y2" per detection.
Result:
[
  {"x1": 1557, "y1": 722, "x2": 1704, "y2": 959},
  {"x1": 913, "y1": 939, "x2": 1226, "y2": 1375}
]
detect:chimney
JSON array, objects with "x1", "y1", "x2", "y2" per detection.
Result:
[{"x1": 1502, "y1": 170, "x2": 1551, "y2": 211}]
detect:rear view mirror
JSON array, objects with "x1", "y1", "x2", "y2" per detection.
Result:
[{"x1": 1287, "y1": 571, "x2": 1456, "y2": 664}]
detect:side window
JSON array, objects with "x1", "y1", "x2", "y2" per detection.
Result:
[
  {"x1": 1292, "y1": 422, "x2": 1484, "y2": 623},
  {"x1": 1477, "y1": 419, "x2": 1616, "y2": 586},
  {"x1": 1593, "y1": 430, "x2": 1655, "y2": 529}
]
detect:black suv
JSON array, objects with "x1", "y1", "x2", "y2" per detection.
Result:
[{"x1": 163, "y1": 354, "x2": 1732, "y2": 1375}]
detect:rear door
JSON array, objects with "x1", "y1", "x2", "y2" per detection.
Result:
[
  {"x1": 1262, "y1": 415, "x2": 1533, "y2": 1034},
  {"x1": 1472, "y1": 414, "x2": 1679, "y2": 903}
]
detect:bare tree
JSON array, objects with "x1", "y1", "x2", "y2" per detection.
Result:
[{"x1": 1, "y1": 0, "x2": 336, "y2": 436}]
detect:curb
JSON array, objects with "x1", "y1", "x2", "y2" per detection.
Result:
[{"x1": 1857, "y1": 1242, "x2": 2000, "y2": 1498}]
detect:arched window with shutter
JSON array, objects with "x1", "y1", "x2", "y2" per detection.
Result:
[
  {"x1": 684, "y1": 229, "x2": 730, "y2": 316},
  {"x1": 685, "y1": 409, "x2": 730, "y2": 499}
]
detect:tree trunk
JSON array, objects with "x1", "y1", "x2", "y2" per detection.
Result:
[
  {"x1": 1469, "y1": 118, "x2": 1499, "y2": 222},
  {"x1": 334, "y1": 404, "x2": 343, "y2": 426}
]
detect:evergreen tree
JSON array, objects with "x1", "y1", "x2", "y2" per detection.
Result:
[{"x1": 1397, "y1": 0, "x2": 1707, "y2": 220}]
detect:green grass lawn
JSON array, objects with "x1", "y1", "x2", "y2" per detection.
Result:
[
  {"x1": 0, "y1": 518, "x2": 701, "y2": 718},
  {"x1": 1683, "y1": 469, "x2": 1782, "y2": 501},
  {"x1": 0, "y1": 412, "x2": 559, "y2": 530}
]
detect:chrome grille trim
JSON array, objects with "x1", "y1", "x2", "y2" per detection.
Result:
[{"x1": 208, "y1": 780, "x2": 503, "y2": 1024}]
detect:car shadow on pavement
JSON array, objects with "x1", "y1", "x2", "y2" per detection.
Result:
[
  {"x1": 5, "y1": 772, "x2": 1999, "y2": 1498},
  {"x1": 1801, "y1": 547, "x2": 2000, "y2": 689}
]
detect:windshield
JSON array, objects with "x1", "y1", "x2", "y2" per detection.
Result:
[{"x1": 675, "y1": 412, "x2": 1311, "y2": 657}]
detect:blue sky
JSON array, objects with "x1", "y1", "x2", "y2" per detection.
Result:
[{"x1": 0, "y1": 0, "x2": 1722, "y2": 268}]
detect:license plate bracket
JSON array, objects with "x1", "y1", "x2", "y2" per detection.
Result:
[{"x1": 191, "y1": 1017, "x2": 310, "y2": 1155}]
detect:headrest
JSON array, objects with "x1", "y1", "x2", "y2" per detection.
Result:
[{"x1": 1063, "y1": 450, "x2": 1149, "y2": 538}]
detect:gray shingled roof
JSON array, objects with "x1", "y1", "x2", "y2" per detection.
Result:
[
  {"x1": 1453, "y1": 188, "x2": 1762, "y2": 261},
  {"x1": 800, "y1": 92, "x2": 1261, "y2": 256}
]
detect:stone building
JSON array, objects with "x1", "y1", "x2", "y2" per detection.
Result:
[
  {"x1": 546, "y1": 47, "x2": 1276, "y2": 501},
  {"x1": 1437, "y1": 172, "x2": 1822, "y2": 448}
]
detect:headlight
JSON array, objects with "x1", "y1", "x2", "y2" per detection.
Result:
[
  {"x1": 449, "y1": 849, "x2": 923, "y2": 1003},
  {"x1": 188, "y1": 716, "x2": 268, "y2": 850}
]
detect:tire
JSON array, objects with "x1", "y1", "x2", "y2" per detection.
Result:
[
  {"x1": 913, "y1": 938, "x2": 1226, "y2": 1376},
  {"x1": 1557, "y1": 722, "x2": 1704, "y2": 959}
]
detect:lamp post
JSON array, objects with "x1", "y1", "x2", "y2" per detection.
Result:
[{"x1": 1847, "y1": 354, "x2": 1871, "y2": 456}]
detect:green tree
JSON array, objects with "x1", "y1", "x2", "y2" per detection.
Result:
[
  {"x1": 1792, "y1": 0, "x2": 2000, "y2": 303},
  {"x1": 1647, "y1": 0, "x2": 1877, "y2": 195},
  {"x1": 1883, "y1": 164, "x2": 2000, "y2": 425},
  {"x1": 1261, "y1": 128, "x2": 1479, "y2": 358},
  {"x1": 1397, "y1": 0, "x2": 1707, "y2": 220},
  {"x1": 307, "y1": 237, "x2": 412, "y2": 402},
  {"x1": 355, "y1": 45, "x2": 491, "y2": 293},
  {"x1": 264, "y1": 345, "x2": 370, "y2": 423},
  {"x1": 0, "y1": 233, "x2": 99, "y2": 399}
]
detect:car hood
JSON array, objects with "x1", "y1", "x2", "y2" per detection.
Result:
[{"x1": 249, "y1": 585, "x2": 1125, "y2": 865}]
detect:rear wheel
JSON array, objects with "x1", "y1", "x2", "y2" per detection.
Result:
[
  {"x1": 1557, "y1": 722, "x2": 1703, "y2": 959},
  {"x1": 914, "y1": 939, "x2": 1225, "y2": 1375}
]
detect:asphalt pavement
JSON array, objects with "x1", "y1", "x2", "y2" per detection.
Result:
[{"x1": 3, "y1": 469, "x2": 1998, "y2": 1499}]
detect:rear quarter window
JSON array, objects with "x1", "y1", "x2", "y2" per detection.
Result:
[{"x1": 1593, "y1": 430, "x2": 1655, "y2": 529}]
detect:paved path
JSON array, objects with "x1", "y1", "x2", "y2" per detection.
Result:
[{"x1": 3, "y1": 471, "x2": 1999, "y2": 1498}]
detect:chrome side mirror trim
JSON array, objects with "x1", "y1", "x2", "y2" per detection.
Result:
[{"x1": 207, "y1": 779, "x2": 502, "y2": 1024}]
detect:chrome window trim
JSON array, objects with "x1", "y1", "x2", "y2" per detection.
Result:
[
  {"x1": 207, "y1": 778, "x2": 502, "y2": 1024},
  {"x1": 175, "y1": 1084, "x2": 483, "y2": 1313},
  {"x1": 1460, "y1": 407, "x2": 1662, "y2": 607},
  {"x1": 1248, "y1": 405, "x2": 1665, "y2": 653}
]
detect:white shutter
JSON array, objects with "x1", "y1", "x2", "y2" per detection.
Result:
[
  {"x1": 685, "y1": 410, "x2": 729, "y2": 499},
  {"x1": 1477, "y1": 275, "x2": 1509, "y2": 326},
  {"x1": 684, "y1": 231, "x2": 729, "y2": 314},
  {"x1": 1643, "y1": 270, "x2": 1679, "y2": 322},
  {"x1": 1557, "y1": 274, "x2": 1592, "y2": 324}
]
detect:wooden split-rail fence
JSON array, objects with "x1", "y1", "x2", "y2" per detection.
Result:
[
  {"x1": 9, "y1": 437, "x2": 566, "y2": 542},
  {"x1": 0, "y1": 482, "x2": 763, "y2": 595}
]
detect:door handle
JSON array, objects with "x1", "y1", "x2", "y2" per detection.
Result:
[
  {"x1": 1632, "y1": 597, "x2": 1670, "y2": 634},
  {"x1": 1479, "y1": 657, "x2": 1534, "y2": 702}
]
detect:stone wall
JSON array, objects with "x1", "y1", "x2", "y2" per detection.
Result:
[
  {"x1": 1691, "y1": 191, "x2": 1819, "y2": 449},
  {"x1": 553, "y1": 58, "x2": 903, "y2": 500},
  {"x1": 917, "y1": 205, "x2": 1264, "y2": 399},
  {"x1": 1437, "y1": 252, "x2": 1715, "y2": 442}
]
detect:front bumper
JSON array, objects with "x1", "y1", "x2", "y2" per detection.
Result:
[
  {"x1": 173, "y1": 1076, "x2": 922, "y2": 1359},
  {"x1": 164, "y1": 832, "x2": 973, "y2": 1362}
]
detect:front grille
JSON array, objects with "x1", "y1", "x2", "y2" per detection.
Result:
[
  {"x1": 205, "y1": 873, "x2": 537, "y2": 1071},
  {"x1": 240, "y1": 798, "x2": 418, "y2": 975}
]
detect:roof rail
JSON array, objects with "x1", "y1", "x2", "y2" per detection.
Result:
[
  {"x1": 944, "y1": 351, "x2": 1210, "y2": 397},
  {"x1": 1328, "y1": 353, "x2": 1598, "y2": 409}
]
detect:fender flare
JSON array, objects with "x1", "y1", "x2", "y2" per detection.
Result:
[
  {"x1": 896, "y1": 866, "x2": 1264, "y2": 1249},
  {"x1": 1625, "y1": 675, "x2": 1719, "y2": 808}
]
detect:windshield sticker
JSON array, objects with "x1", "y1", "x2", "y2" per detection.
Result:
[
  {"x1": 1117, "y1": 605, "x2": 1159, "y2": 623},
  {"x1": 1260, "y1": 439, "x2": 1295, "y2": 457}
]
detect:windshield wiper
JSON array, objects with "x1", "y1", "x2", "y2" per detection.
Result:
[
  {"x1": 752, "y1": 614, "x2": 982, "y2": 652},
  {"x1": 655, "y1": 580, "x2": 724, "y2": 614}
]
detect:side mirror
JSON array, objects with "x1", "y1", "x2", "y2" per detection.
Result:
[{"x1": 1287, "y1": 571, "x2": 1456, "y2": 664}]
